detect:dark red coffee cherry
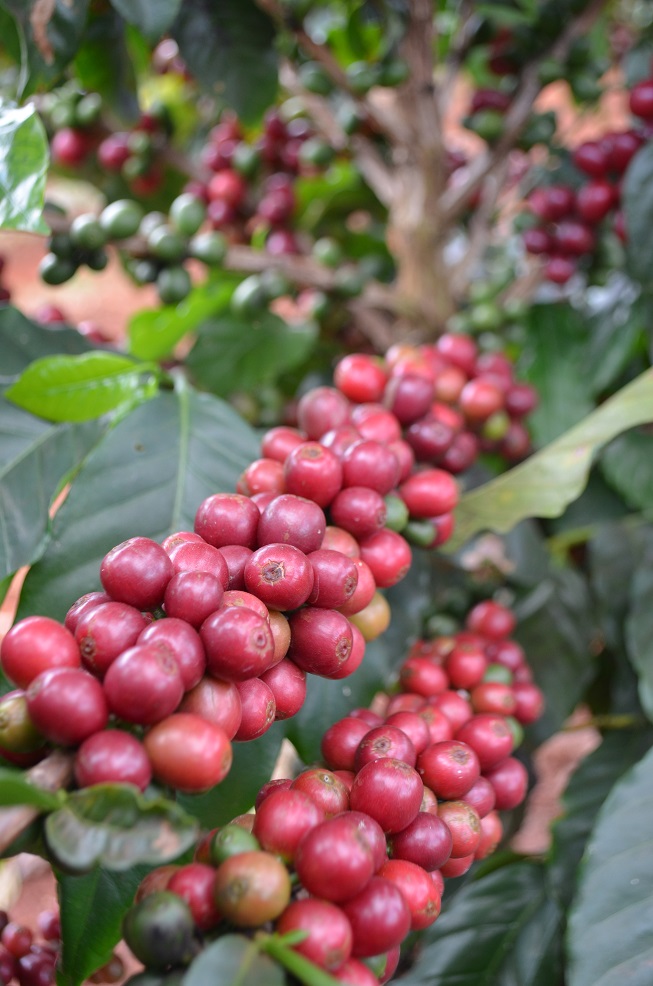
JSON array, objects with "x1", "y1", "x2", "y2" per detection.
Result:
[{"x1": 100, "y1": 537, "x2": 173, "y2": 610}]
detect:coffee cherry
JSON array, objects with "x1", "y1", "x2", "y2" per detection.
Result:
[
  {"x1": 74, "y1": 729, "x2": 152, "y2": 791},
  {"x1": 354, "y1": 725, "x2": 417, "y2": 770},
  {"x1": 484, "y1": 756, "x2": 529, "y2": 810},
  {"x1": 295, "y1": 814, "x2": 375, "y2": 901},
  {"x1": 210, "y1": 824, "x2": 260, "y2": 865},
  {"x1": 244, "y1": 542, "x2": 314, "y2": 610},
  {"x1": 297, "y1": 386, "x2": 351, "y2": 439},
  {"x1": 26, "y1": 668, "x2": 108, "y2": 746},
  {"x1": 455, "y1": 714, "x2": 514, "y2": 770},
  {"x1": 214, "y1": 850, "x2": 290, "y2": 927},
  {"x1": 234, "y1": 677, "x2": 276, "y2": 740},
  {"x1": 276, "y1": 899, "x2": 353, "y2": 971},
  {"x1": 284, "y1": 442, "x2": 343, "y2": 506},
  {"x1": 342, "y1": 876, "x2": 411, "y2": 958},
  {"x1": 180, "y1": 676, "x2": 242, "y2": 739},
  {"x1": 123, "y1": 892, "x2": 195, "y2": 970},
  {"x1": 321, "y1": 717, "x2": 373, "y2": 772},
  {"x1": 167, "y1": 863, "x2": 221, "y2": 931},
  {"x1": 75, "y1": 602, "x2": 149, "y2": 677},
  {"x1": 253, "y1": 787, "x2": 325, "y2": 862},
  {"x1": 359, "y1": 529, "x2": 411, "y2": 588},
  {"x1": 195, "y1": 493, "x2": 260, "y2": 548},
  {"x1": 350, "y1": 758, "x2": 423, "y2": 834},
  {"x1": 201, "y1": 606, "x2": 275, "y2": 680},
  {"x1": 100, "y1": 537, "x2": 173, "y2": 611},
  {"x1": 103, "y1": 643, "x2": 184, "y2": 725},
  {"x1": 138, "y1": 619, "x2": 205, "y2": 691},
  {"x1": 257, "y1": 493, "x2": 326, "y2": 552},
  {"x1": 1, "y1": 616, "x2": 80, "y2": 689},
  {"x1": 288, "y1": 607, "x2": 354, "y2": 678},
  {"x1": 144, "y1": 713, "x2": 232, "y2": 792}
]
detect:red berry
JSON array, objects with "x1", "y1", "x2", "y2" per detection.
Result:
[
  {"x1": 350, "y1": 758, "x2": 423, "y2": 834},
  {"x1": 260, "y1": 658, "x2": 306, "y2": 720},
  {"x1": 103, "y1": 642, "x2": 184, "y2": 725},
  {"x1": 144, "y1": 713, "x2": 232, "y2": 792},
  {"x1": 342, "y1": 877, "x2": 411, "y2": 957},
  {"x1": 100, "y1": 537, "x2": 173, "y2": 611},
  {"x1": 233, "y1": 677, "x2": 276, "y2": 740},
  {"x1": 244, "y1": 543, "x2": 314, "y2": 610},
  {"x1": 195, "y1": 493, "x2": 260, "y2": 548},
  {"x1": 2, "y1": 616, "x2": 80, "y2": 689},
  {"x1": 26, "y1": 668, "x2": 108, "y2": 746},
  {"x1": 284, "y1": 442, "x2": 343, "y2": 506},
  {"x1": 180, "y1": 676, "x2": 242, "y2": 739},
  {"x1": 288, "y1": 607, "x2": 354, "y2": 678},
  {"x1": 358, "y1": 530, "x2": 411, "y2": 588},
  {"x1": 253, "y1": 787, "x2": 325, "y2": 862},
  {"x1": 74, "y1": 729, "x2": 152, "y2": 791},
  {"x1": 201, "y1": 606, "x2": 276, "y2": 680},
  {"x1": 75, "y1": 602, "x2": 149, "y2": 677},
  {"x1": 417, "y1": 739, "x2": 480, "y2": 800},
  {"x1": 334, "y1": 355, "x2": 388, "y2": 403},
  {"x1": 295, "y1": 814, "x2": 375, "y2": 902},
  {"x1": 629, "y1": 79, "x2": 653, "y2": 120},
  {"x1": 138, "y1": 618, "x2": 205, "y2": 691},
  {"x1": 379, "y1": 859, "x2": 441, "y2": 931},
  {"x1": 276, "y1": 899, "x2": 353, "y2": 972}
]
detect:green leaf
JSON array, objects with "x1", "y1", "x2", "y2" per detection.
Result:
[
  {"x1": 45, "y1": 784, "x2": 199, "y2": 873},
  {"x1": 0, "y1": 102, "x2": 48, "y2": 233},
  {"x1": 178, "y1": 723, "x2": 285, "y2": 828},
  {"x1": 16, "y1": 385, "x2": 259, "y2": 621},
  {"x1": 128, "y1": 278, "x2": 238, "y2": 361},
  {"x1": 186, "y1": 311, "x2": 317, "y2": 397},
  {"x1": 0, "y1": 0, "x2": 90, "y2": 96},
  {"x1": 109, "y1": 0, "x2": 181, "y2": 43},
  {"x1": 0, "y1": 399, "x2": 104, "y2": 581},
  {"x1": 171, "y1": 0, "x2": 278, "y2": 123},
  {"x1": 567, "y1": 743, "x2": 653, "y2": 986},
  {"x1": 5, "y1": 353, "x2": 159, "y2": 422},
  {"x1": 74, "y1": 8, "x2": 139, "y2": 121},
  {"x1": 0, "y1": 306, "x2": 92, "y2": 381},
  {"x1": 448, "y1": 368, "x2": 653, "y2": 551},
  {"x1": 549, "y1": 729, "x2": 653, "y2": 907},
  {"x1": 0, "y1": 767, "x2": 61, "y2": 810},
  {"x1": 584, "y1": 283, "x2": 646, "y2": 396},
  {"x1": 397, "y1": 861, "x2": 563, "y2": 986},
  {"x1": 625, "y1": 548, "x2": 653, "y2": 723},
  {"x1": 588, "y1": 522, "x2": 652, "y2": 652},
  {"x1": 513, "y1": 568, "x2": 595, "y2": 744},
  {"x1": 518, "y1": 303, "x2": 593, "y2": 446},
  {"x1": 183, "y1": 935, "x2": 285, "y2": 986},
  {"x1": 58, "y1": 865, "x2": 150, "y2": 986},
  {"x1": 623, "y1": 143, "x2": 653, "y2": 287},
  {"x1": 601, "y1": 430, "x2": 653, "y2": 512}
]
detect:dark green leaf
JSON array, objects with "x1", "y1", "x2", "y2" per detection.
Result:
[
  {"x1": 518, "y1": 304, "x2": 592, "y2": 445},
  {"x1": 5, "y1": 352, "x2": 159, "y2": 422},
  {"x1": 585, "y1": 281, "x2": 645, "y2": 396},
  {"x1": 588, "y1": 522, "x2": 653, "y2": 652},
  {"x1": 0, "y1": 102, "x2": 49, "y2": 233},
  {"x1": 448, "y1": 368, "x2": 653, "y2": 551},
  {"x1": 549, "y1": 729, "x2": 653, "y2": 906},
  {"x1": 548, "y1": 470, "x2": 629, "y2": 538},
  {"x1": 398, "y1": 861, "x2": 563, "y2": 986},
  {"x1": 128, "y1": 278, "x2": 238, "y2": 361},
  {"x1": 601, "y1": 430, "x2": 653, "y2": 512},
  {"x1": 0, "y1": 767, "x2": 61, "y2": 810},
  {"x1": 0, "y1": 0, "x2": 90, "y2": 96},
  {"x1": 74, "y1": 8, "x2": 139, "y2": 121},
  {"x1": 0, "y1": 399, "x2": 103, "y2": 581},
  {"x1": 183, "y1": 935, "x2": 284, "y2": 986},
  {"x1": 16, "y1": 385, "x2": 259, "y2": 621},
  {"x1": 513, "y1": 568, "x2": 595, "y2": 744},
  {"x1": 45, "y1": 784, "x2": 199, "y2": 872},
  {"x1": 58, "y1": 864, "x2": 150, "y2": 986},
  {"x1": 567, "y1": 743, "x2": 653, "y2": 986},
  {"x1": 623, "y1": 143, "x2": 653, "y2": 287},
  {"x1": 171, "y1": 0, "x2": 278, "y2": 122},
  {"x1": 109, "y1": 0, "x2": 181, "y2": 43},
  {"x1": 187, "y1": 311, "x2": 317, "y2": 397},
  {"x1": 178, "y1": 723, "x2": 286, "y2": 828},
  {"x1": 0, "y1": 306, "x2": 92, "y2": 381},
  {"x1": 625, "y1": 547, "x2": 653, "y2": 723}
]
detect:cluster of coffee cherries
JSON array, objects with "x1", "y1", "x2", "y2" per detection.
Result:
[{"x1": 119, "y1": 598, "x2": 542, "y2": 986}]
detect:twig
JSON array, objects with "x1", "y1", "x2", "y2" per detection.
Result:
[{"x1": 0, "y1": 751, "x2": 74, "y2": 855}]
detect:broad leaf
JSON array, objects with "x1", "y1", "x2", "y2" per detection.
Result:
[
  {"x1": 5, "y1": 353, "x2": 159, "y2": 422},
  {"x1": 0, "y1": 102, "x2": 48, "y2": 233},
  {"x1": 585, "y1": 281, "x2": 646, "y2": 396},
  {"x1": 109, "y1": 0, "x2": 182, "y2": 43},
  {"x1": 519, "y1": 303, "x2": 593, "y2": 446},
  {"x1": 0, "y1": 0, "x2": 89, "y2": 96},
  {"x1": 128, "y1": 278, "x2": 238, "y2": 361},
  {"x1": 448, "y1": 368, "x2": 653, "y2": 551},
  {"x1": 601, "y1": 430, "x2": 653, "y2": 512},
  {"x1": 567, "y1": 743, "x2": 653, "y2": 986},
  {"x1": 186, "y1": 311, "x2": 317, "y2": 397},
  {"x1": 0, "y1": 399, "x2": 103, "y2": 581},
  {"x1": 588, "y1": 522, "x2": 653, "y2": 652},
  {"x1": 183, "y1": 935, "x2": 284, "y2": 986},
  {"x1": 397, "y1": 861, "x2": 563, "y2": 986},
  {"x1": 549, "y1": 729, "x2": 653, "y2": 906},
  {"x1": 0, "y1": 307, "x2": 92, "y2": 381},
  {"x1": 178, "y1": 724, "x2": 286, "y2": 828},
  {"x1": 44, "y1": 784, "x2": 199, "y2": 872},
  {"x1": 171, "y1": 0, "x2": 278, "y2": 123},
  {"x1": 0, "y1": 768, "x2": 61, "y2": 810},
  {"x1": 16, "y1": 386, "x2": 259, "y2": 621},
  {"x1": 625, "y1": 547, "x2": 653, "y2": 723},
  {"x1": 74, "y1": 8, "x2": 139, "y2": 121},
  {"x1": 623, "y1": 142, "x2": 653, "y2": 287},
  {"x1": 58, "y1": 865, "x2": 150, "y2": 986}
]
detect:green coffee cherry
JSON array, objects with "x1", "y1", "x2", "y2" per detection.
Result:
[
  {"x1": 231, "y1": 275, "x2": 267, "y2": 316},
  {"x1": 39, "y1": 253, "x2": 77, "y2": 285},
  {"x1": 469, "y1": 302, "x2": 503, "y2": 333},
  {"x1": 346, "y1": 61, "x2": 381, "y2": 94},
  {"x1": 260, "y1": 267, "x2": 291, "y2": 300},
  {"x1": 100, "y1": 199, "x2": 144, "y2": 240},
  {"x1": 147, "y1": 225, "x2": 187, "y2": 263},
  {"x1": 188, "y1": 231, "x2": 227, "y2": 267},
  {"x1": 85, "y1": 249, "x2": 109, "y2": 272},
  {"x1": 210, "y1": 824, "x2": 260, "y2": 865},
  {"x1": 312, "y1": 237, "x2": 343, "y2": 268},
  {"x1": 383, "y1": 493, "x2": 409, "y2": 532},
  {"x1": 334, "y1": 265, "x2": 364, "y2": 298},
  {"x1": 298, "y1": 61, "x2": 333, "y2": 96},
  {"x1": 464, "y1": 109, "x2": 505, "y2": 143},
  {"x1": 70, "y1": 214, "x2": 107, "y2": 251},
  {"x1": 379, "y1": 58, "x2": 410, "y2": 88},
  {"x1": 75, "y1": 92, "x2": 102, "y2": 126},
  {"x1": 299, "y1": 137, "x2": 335, "y2": 168},
  {"x1": 156, "y1": 266, "x2": 191, "y2": 305},
  {"x1": 122, "y1": 892, "x2": 195, "y2": 971},
  {"x1": 232, "y1": 143, "x2": 261, "y2": 178},
  {"x1": 139, "y1": 212, "x2": 168, "y2": 238},
  {"x1": 48, "y1": 232, "x2": 76, "y2": 259},
  {"x1": 169, "y1": 194, "x2": 206, "y2": 236},
  {"x1": 129, "y1": 259, "x2": 160, "y2": 285}
]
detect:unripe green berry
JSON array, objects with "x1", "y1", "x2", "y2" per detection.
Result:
[
  {"x1": 170, "y1": 194, "x2": 206, "y2": 236},
  {"x1": 100, "y1": 199, "x2": 144, "y2": 240},
  {"x1": 39, "y1": 253, "x2": 77, "y2": 285},
  {"x1": 156, "y1": 266, "x2": 192, "y2": 305},
  {"x1": 70, "y1": 214, "x2": 107, "y2": 251}
]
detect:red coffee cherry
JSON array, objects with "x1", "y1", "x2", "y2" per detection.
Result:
[
  {"x1": 334, "y1": 354, "x2": 388, "y2": 403},
  {"x1": 398, "y1": 657, "x2": 448, "y2": 698},
  {"x1": 342, "y1": 876, "x2": 411, "y2": 958},
  {"x1": 512, "y1": 681, "x2": 545, "y2": 724},
  {"x1": 167, "y1": 863, "x2": 221, "y2": 931},
  {"x1": 333, "y1": 958, "x2": 379, "y2": 986},
  {"x1": 358, "y1": 530, "x2": 411, "y2": 588},
  {"x1": 288, "y1": 607, "x2": 354, "y2": 678},
  {"x1": 417, "y1": 740, "x2": 480, "y2": 800},
  {"x1": 341, "y1": 441, "x2": 400, "y2": 495},
  {"x1": 1, "y1": 616, "x2": 80, "y2": 689},
  {"x1": 253, "y1": 788, "x2": 325, "y2": 862},
  {"x1": 26, "y1": 668, "x2": 108, "y2": 746},
  {"x1": 455, "y1": 714, "x2": 514, "y2": 770},
  {"x1": 219, "y1": 544, "x2": 253, "y2": 590},
  {"x1": 354, "y1": 725, "x2": 417, "y2": 770},
  {"x1": 257, "y1": 494, "x2": 326, "y2": 553},
  {"x1": 75, "y1": 601, "x2": 149, "y2": 678},
  {"x1": 236, "y1": 458, "x2": 285, "y2": 497},
  {"x1": 213, "y1": 850, "x2": 291, "y2": 926},
  {"x1": 399, "y1": 469, "x2": 459, "y2": 518},
  {"x1": 378, "y1": 859, "x2": 441, "y2": 931},
  {"x1": 475, "y1": 810, "x2": 503, "y2": 859},
  {"x1": 295, "y1": 814, "x2": 375, "y2": 902},
  {"x1": 194, "y1": 493, "x2": 260, "y2": 548},
  {"x1": 297, "y1": 386, "x2": 351, "y2": 439},
  {"x1": 103, "y1": 642, "x2": 184, "y2": 725},
  {"x1": 330, "y1": 487, "x2": 387, "y2": 539},
  {"x1": 276, "y1": 898, "x2": 353, "y2": 972},
  {"x1": 307, "y1": 549, "x2": 359, "y2": 609},
  {"x1": 339, "y1": 559, "x2": 377, "y2": 616},
  {"x1": 322, "y1": 717, "x2": 375, "y2": 772},
  {"x1": 260, "y1": 657, "x2": 306, "y2": 720},
  {"x1": 180, "y1": 676, "x2": 242, "y2": 740},
  {"x1": 222, "y1": 589, "x2": 269, "y2": 620},
  {"x1": 138, "y1": 618, "x2": 205, "y2": 691},
  {"x1": 384, "y1": 711, "x2": 431, "y2": 756},
  {"x1": 460, "y1": 775, "x2": 496, "y2": 818},
  {"x1": 100, "y1": 537, "x2": 173, "y2": 611},
  {"x1": 144, "y1": 713, "x2": 233, "y2": 793},
  {"x1": 201, "y1": 606, "x2": 276, "y2": 680},
  {"x1": 284, "y1": 442, "x2": 343, "y2": 507},
  {"x1": 234, "y1": 677, "x2": 276, "y2": 740},
  {"x1": 437, "y1": 800, "x2": 482, "y2": 858},
  {"x1": 74, "y1": 729, "x2": 152, "y2": 791},
  {"x1": 349, "y1": 758, "x2": 423, "y2": 834},
  {"x1": 64, "y1": 592, "x2": 111, "y2": 634},
  {"x1": 244, "y1": 543, "x2": 314, "y2": 610},
  {"x1": 292, "y1": 767, "x2": 350, "y2": 816},
  {"x1": 163, "y1": 571, "x2": 225, "y2": 627},
  {"x1": 260, "y1": 426, "x2": 307, "y2": 462},
  {"x1": 388, "y1": 811, "x2": 453, "y2": 872},
  {"x1": 484, "y1": 756, "x2": 529, "y2": 810}
]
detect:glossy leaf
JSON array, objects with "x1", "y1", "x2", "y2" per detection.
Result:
[
  {"x1": 44, "y1": 784, "x2": 199, "y2": 872},
  {"x1": 183, "y1": 935, "x2": 284, "y2": 986},
  {"x1": 397, "y1": 861, "x2": 563, "y2": 986},
  {"x1": 625, "y1": 548, "x2": 653, "y2": 723},
  {"x1": 109, "y1": 0, "x2": 182, "y2": 43},
  {"x1": 567, "y1": 744, "x2": 653, "y2": 986},
  {"x1": 74, "y1": 8, "x2": 139, "y2": 120},
  {"x1": 171, "y1": 0, "x2": 278, "y2": 122},
  {"x1": 588, "y1": 522, "x2": 652, "y2": 652},
  {"x1": 178, "y1": 723, "x2": 286, "y2": 828},
  {"x1": 128, "y1": 278, "x2": 238, "y2": 361},
  {"x1": 601, "y1": 430, "x2": 653, "y2": 512},
  {"x1": 0, "y1": 306, "x2": 92, "y2": 381},
  {"x1": 0, "y1": 767, "x2": 61, "y2": 810},
  {"x1": 0, "y1": 102, "x2": 48, "y2": 233},
  {"x1": 16, "y1": 386, "x2": 259, "y2": 621},
  {"x1": 186, "y1": 311, "x2": 317, "y2": 397},
  {"x1": 58, "y1": 865, "x2": 150, "y2": 986},
  {"x1": 0, "y1": 0, "x2": 89, "y2": 96},
  {"x1": 0, "y1": 398, "x2": 103, "y2": 581},
  {"x1": 448, "y1": 367, "x2": 653, "y2": 551},
  {"x1": 585, "y1": 281, "x2": 646, "y2": 396},
  {"x1": 5, "y1": 352, "x2": 159, "y2": 423},
  {"x1": 623, "y1": 142, "x2": 653, "y2": 286},
  {"x1": 519, "y1": 303, "x2": 593, "y2": 446},
  {"x1": 549, "y1": 729, "x2": 653, "y2": 906}
]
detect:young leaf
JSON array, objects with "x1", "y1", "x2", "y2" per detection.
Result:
[
  {"x1": 0, "y1": 768, "x2": 61, "y2": 810},
  {"x1": 448, "y1": 367, "x2": 653, "y2": 550},
  {"x1": 0, "y1": 103, "x2": 49, "y2": 233},
  {"x1": 44, "y1": 784, "x2": 199, "y2": 873},
  {"x1": 16, "y1": 386, "x2": 259, "y2": 621},
  {"x1": 5, "y1": 352, "x2": 159, "y2": 422},
  {"x1": 57, "y1": 864, "x2": 151, "y2": 986},
  {"x1": 567, "y1": 744, "x2": 653, "y2": 986},
  {"x1": 397, "y1": 861, "x2": 563, "y2": 986},
  {"x1": 182, "y1": 935, "x2": 285, "y2": 986}
]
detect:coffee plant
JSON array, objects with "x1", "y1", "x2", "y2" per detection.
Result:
[{"x1": 2, "y1": 1, "x2": 653, "y2": 985}]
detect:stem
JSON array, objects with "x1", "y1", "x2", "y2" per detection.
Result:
[
  {"x1": 259, "y1": 934, "x2": 341, "y2": 986},
  {"x1": 0, "y1": 750, "x2": 74, "y2": 855}
]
